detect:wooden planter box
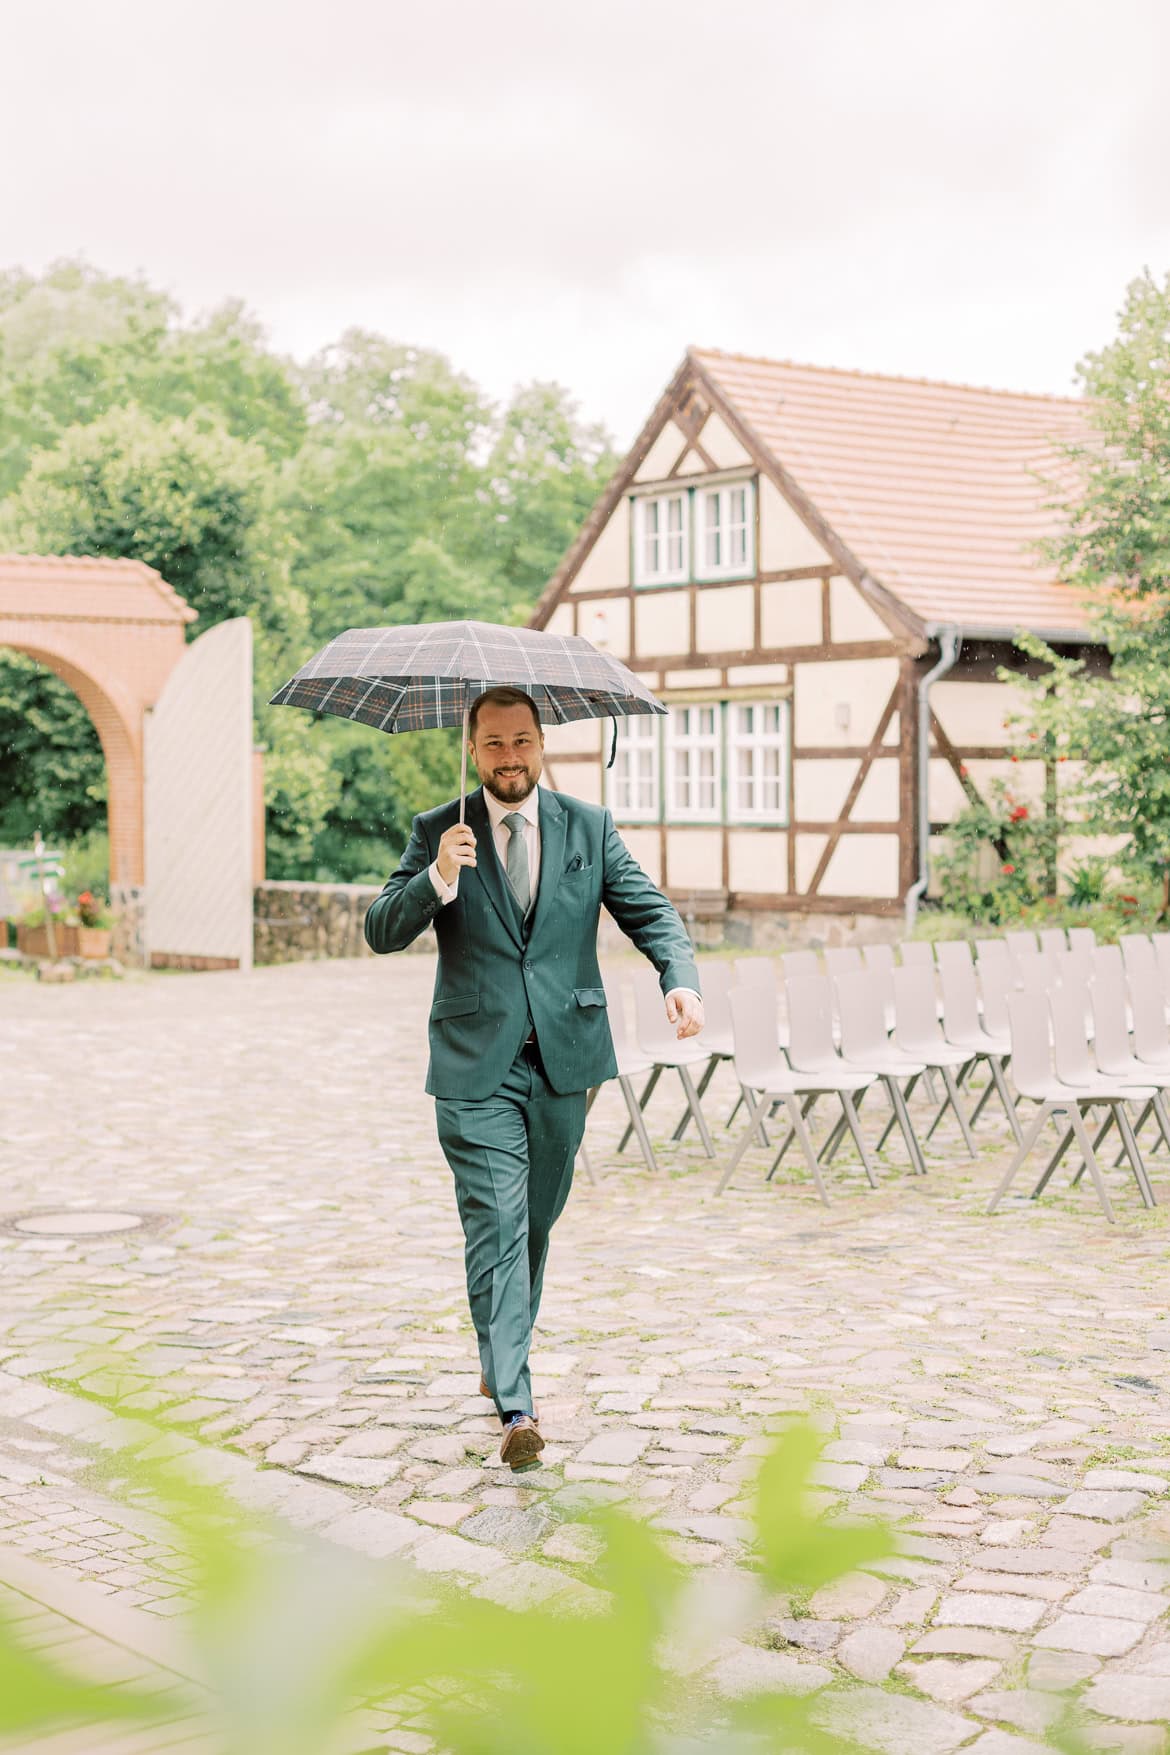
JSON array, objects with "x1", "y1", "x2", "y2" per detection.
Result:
[
  {"x1": 77, "y1": 926, "x2": 112, "y2": 959},
  {"x1": 17, "y1": 923, "x2": 80, "y2": 958}
]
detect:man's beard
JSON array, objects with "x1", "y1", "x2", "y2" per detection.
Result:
[{"x1": 483, "y1": 765, "x2": 539, "y2": 803}]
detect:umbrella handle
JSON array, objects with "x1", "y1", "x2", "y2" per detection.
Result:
[
  {"x1": 459, "y1": 701, "x2": 469, "y2": 825},
  {"x1": 608, "y1": 717, "x2": 618, "y2": 769}
]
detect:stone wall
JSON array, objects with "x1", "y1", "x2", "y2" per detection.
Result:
[{"x1": 254, "y1": 879, "x2": 901, "y2": 965}]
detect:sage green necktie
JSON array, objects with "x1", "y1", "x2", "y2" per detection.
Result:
[{"x1": 504, "y1": 812, "x2": 531, "y2": 914}]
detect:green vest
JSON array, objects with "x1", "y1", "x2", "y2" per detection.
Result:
[{"x1": 364, "y1": 786, "x2": 700, "y2": 1100}]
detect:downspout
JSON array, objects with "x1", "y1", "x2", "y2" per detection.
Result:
[{"x1": 904, "y1": 625, "x2": 962, "y2": 934}]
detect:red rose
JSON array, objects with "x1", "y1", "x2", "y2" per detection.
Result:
[
  {"x1": 1010, "y1": 755, "x2": 1019, "y2": 763},
  {"x1": 1009, "y1": 805, "x2": 1028, "y2": 822},
  {"x1": 1001, "y1": 864, "x2": 1016, "y2": 875}
]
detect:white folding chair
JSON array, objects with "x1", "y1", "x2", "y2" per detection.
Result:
[
  {"x1": 833, "y1": 970, "x2": 928, "y2": 1174},
  {"x1": 892, "y1": 965, "x2": 979, "y2": 1158},
  {"x1": 861, "y1": 942, "x2": 898, "y2": 1031},
  {"x1": 1006, "y1": 929, "x2": 1040, "y2": 960},
  {"x1": 669, "y1": 960, "x2": 747, "y2": 1144},
  {"x1": 1127, "y1": 953, "x2": 1170, "y2": 1071},
  {"x1": 1154, "y1": 933, "x2": 1170, "y2": 1005},
  {"x1": 1039, "y1": 927, "x2": 1069, "y2": 957},
  {"x1": 936, "y1": 951, "x2": 1022, "y2": 1143},
  {"x1": 594, "y1": 974, "x2": 663, "y2": 1173},
  {"x1": 1068, "y1": 925, "x2": 1097, "y2": 961},
  {"x1": 629, "y1": 967, "x2": 717, "y2": 1157},
  {"x1": 987, "y1": 990, "x2": 1154, "y2": 1222},
  {"x1": 1042, "y1": 979, "x2": 1156, "y2": 1208},
  {"x1": 716, "y1": 987, "x2": 831, "y2": 1202},
  {"x1": 779, "y1": 974, "x2": 880, "y2": 1186},
  {"x1": 1086, "y1": 973, "x2": 1170, "y2": 1178}
]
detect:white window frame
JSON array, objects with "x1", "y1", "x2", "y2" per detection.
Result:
[
  {"x1": 665, "y1": 703, "x2": 722, "y2": 823},
  {"x1": 727, "y1": 700, "x2": 790, "y2": 825},
  {"x1": 694, "y1": 478, "x2": 755, "y2": 581},
  {"x1": 632, "y1": 491, "x2": 689, "y2": 587},
  {"x1": 606, "y1": 713, "x2": 660, "y2": 821}
]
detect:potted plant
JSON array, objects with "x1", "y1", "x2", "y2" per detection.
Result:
[
  {"x1": 16, "y1": 899, "x2": 80, "y2": 958},
  {"x1": 75, "y1": 891, "x2": 113, "y2": 959}
]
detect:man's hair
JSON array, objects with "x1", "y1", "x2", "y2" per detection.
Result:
[{"x1": 468, "y1": 687, "x2": 542, "y2": 740}]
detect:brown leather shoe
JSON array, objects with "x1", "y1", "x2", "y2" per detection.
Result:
[{"x1": 500, "y1": 1413, "x2": 544, "y2": 1472}]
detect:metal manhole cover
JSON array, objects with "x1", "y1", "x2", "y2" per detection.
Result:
[{"x1": 4, "y1": 1210, "x2": 155, "y2": 1237}]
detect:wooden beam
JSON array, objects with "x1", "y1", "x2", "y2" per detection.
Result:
[{"x1": 805, "y1": 686, "x2": 901, "y2": 895}]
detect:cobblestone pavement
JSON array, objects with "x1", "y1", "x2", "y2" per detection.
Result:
[{"x1": 2, "y1": 954, "x2": 1170, "y2": 1753}]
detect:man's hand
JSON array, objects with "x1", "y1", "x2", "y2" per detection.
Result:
[
  {"x1": 436, "y1": 823, "x2": 478, "y2": 887},
  {"x1": 666, "y1": 989, "x2": 704, "y2": 1041}
]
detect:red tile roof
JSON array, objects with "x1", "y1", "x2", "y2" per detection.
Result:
[
  {"x1": 0, "y1": 553, "x2": 196, "y2": 624},
  {"x1": 691, "y1": 349, "x2": 1097, "y2": 637}
]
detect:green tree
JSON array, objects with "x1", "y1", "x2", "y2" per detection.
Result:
[{"x1": 1005, "y1": 270, "x2": 1170, "y2": 912}]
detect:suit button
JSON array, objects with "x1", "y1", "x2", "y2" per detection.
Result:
[{"x1": 523, "y1": 960, "x2": 533, "y2": 972}]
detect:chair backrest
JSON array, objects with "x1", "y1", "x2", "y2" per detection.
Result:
[
  {"x1": 1006, "y1": 929, "x2": 1039, "y2": 958},
  {"x1": 1068, "y1": 925, "x2": 1097, "y2": 958},
  {"x1": 863, "y1": 943, "x2": 896, "y2": 977},
  {"x1": 602, "y1": 971, "x2": 630, "y2": 1052},
  {"x1": 979, "y1": 956, "x2": 1013, "y2": 1037},
  {"x1": 1013, "y1": 949, "x2": 1053, "y2": 993},
  {"x1": 631, "y1": 965, "x2": 680, "y2": 1057},
  {"x1": 1128, "y1": 958, "x2": 1170, "y2": 1062},
  {"x1": 1039, "y1": 927, "x2": 1069, "y2": 956},
  {"x1": 1049, "y1": 976, "x2": 1097, "y2": 1088},
  {"x1": 1120, "y1": 932, "x2": 1155, "y2": 978},
  {"x1": 892, "y1": 964, "x2": 944, "y2": 1052},
  {"x1": 728, "y1": 985, "x2": 788, "y2": 1091},
  {"x1": 898, "y1": 940, "x2": 935, "y2": 968},
  {"x1": 937, "y1": 954, "x2": 982, "y2": 1044},
  {"x1": 1091, "y1": 943, "x2": 1127, "y2": 1007},
  {"x1": 1089, "y1": 974, "x2": 1134, "y2": 1078},
  {"x1": 694, "y1": 958, "x2": 733, "y2": 1038},
  {"x1": 935, "y1": 939, "x2": 975, "y2": 978},
  {"x1": 824, "y1": 946, "x2": 863, "y2": 980},
  {"x1": 975, "y1": 938, "x2": 1012, "y2": 975},
  {"x1": 1154, "y1": 932, "x2": 1170, "y2": 1003},
  {"x1": 1006, "y1": 988, "x2": 1055, "y2": 1099},
  {"x1": 781, "y1": 949, "x2": 820, "y2": 982},
  {"x1": 834, "y1": 969, "x2": 891, "y2": 1065},
  {"x1": 734, "y1": 956, "x2": 779, "y2": 995},
  {"x1": 785, "y1": 973, "x2": 839, "y2": 1073}
]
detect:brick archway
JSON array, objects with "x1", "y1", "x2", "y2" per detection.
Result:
[{"x1": 0, "y1": 554, "x2": 196, "y2": 887}]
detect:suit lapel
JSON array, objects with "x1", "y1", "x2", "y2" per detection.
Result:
[
  {"x1": 527, "y1": 788, "x2": 567, "y2": 946},
  {"x1": 465, "y1": 789, "x2": 523, "y2": 949}
]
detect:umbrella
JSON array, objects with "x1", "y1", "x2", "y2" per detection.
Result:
[{"x1": 269, "y1": 620, "x2": 666, "y2": 820}]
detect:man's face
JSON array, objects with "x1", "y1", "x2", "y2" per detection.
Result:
[{"x1": 470, "y1": 703, "x2": 544, "y2": 804}]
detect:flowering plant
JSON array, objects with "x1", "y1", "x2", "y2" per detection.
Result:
[{"x1": 75, "y1": 890, "x2": 111, "y2": 928}]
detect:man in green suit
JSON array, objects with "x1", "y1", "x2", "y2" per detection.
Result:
[{"x1": 365, "y1": 687, "x2": 703, "y2": 1470}]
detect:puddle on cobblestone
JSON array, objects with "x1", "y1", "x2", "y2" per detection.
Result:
[{"x1": 5, "y1": 1209, "x2": 150, "y2": 1236}]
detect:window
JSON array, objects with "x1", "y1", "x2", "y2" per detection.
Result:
[
  {"x1": 608, "y1": 714, "x2": 659, "y2": 820},
  {"x1": 728, "y1": 701, "x2": 789, "y2": 822},
  {"x1": 633, "y1": 492, "x2": 688, "y2": 586},
  {"x1": 666, "y1": 704, "x2": 722, "y2": 821},
  {"x1": 607, "y1": 696, "x2": 790, "y2": 828},
  {"x1": 696, "y1": 481, "x2": 753, "y2": 579}
]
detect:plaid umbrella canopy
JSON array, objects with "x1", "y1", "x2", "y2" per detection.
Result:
[{"x1": 269, "y1": 620, "x2": 666, "y2": 818}]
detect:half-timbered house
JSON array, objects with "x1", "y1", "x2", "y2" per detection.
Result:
[{"x1": 530, "y1": 348, "x2": 1099, "y2": 945}]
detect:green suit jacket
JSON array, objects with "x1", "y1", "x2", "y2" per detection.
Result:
[{"x1": 363, "y1": 786, "x2": 700, "y2": 1100}]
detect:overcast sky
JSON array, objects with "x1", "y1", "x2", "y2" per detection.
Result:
[{"x1": 4, "y1": 0, "x2": 1168, "y2": 441}]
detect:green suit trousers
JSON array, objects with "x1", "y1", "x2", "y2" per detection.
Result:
[{"x1": 435, "y1": 1040, "x2": 586, "y2": 1417}]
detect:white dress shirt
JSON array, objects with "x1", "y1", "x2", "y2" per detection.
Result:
[{"x1": 428, "y1": 784, "x2": 700, "y2": 1009}]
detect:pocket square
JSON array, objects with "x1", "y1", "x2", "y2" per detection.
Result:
[{"x1": 566, "y1": 854, "x2": 585, "y2": 872}]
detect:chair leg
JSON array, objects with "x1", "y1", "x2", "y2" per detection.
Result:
[
  {"x1": 1030, "y1": 1124, "x2": 1075, "y2": 1197},
  {"x1": 1068, "y1": 1106, "x2": 1116, "y2": 1223},
  {"x1": 941, "y1": 1065, "x2": 979, "y2": 1159},
  {"x1": 618, "y1": 1064, "x2": 661, "y2": 1153},
  {"x1": 677, "y1": 1065, "x2": 715, "y2": 1158},
  {"x1": 839, "y1": 1091, "x2": 879, "y2": 1188},
  {"x1": 1114, "y1": 1103, "x2": 1157, "y2": 1208},
  {"x1": 988, "y1": 1056, "x2": 1024, "y2": 1145},
  {"x1": 769, "y1": 1093, "x2": 819, "y2": 1174},
  {"x1": 619, "y1": 1075, "x2": 660, "y2": 1174},
  {"x1": 1152, "y1": 1091, "x2": 1170, "y2": 1161},
  {"x1": 715, "y1": 1088, "x2": 768, "y2": 1195},
  {"x1": 576, "y1": 1141, "x2": 598, "y2": 1185},
  {"x1": 885, "y1": 1076, "x2": 927, "y2": 1175},
  {"x1": 782, "y1": 1096, "x2": 831, "y2": 1206},
  {"x1": 987, "y1": 1103, "x2": 1053, "y2": 1212},
  {"x1": 671, "y1": 1054, "x2": 720, "y2": 1141},
  {"x1": 1071, "y1": 1111, "x2": 1116, "y2": 1187}
]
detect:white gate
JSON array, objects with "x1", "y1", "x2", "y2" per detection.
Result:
[{"x1": 144, "y1": 618, "x2": 254, "y2": 970}]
